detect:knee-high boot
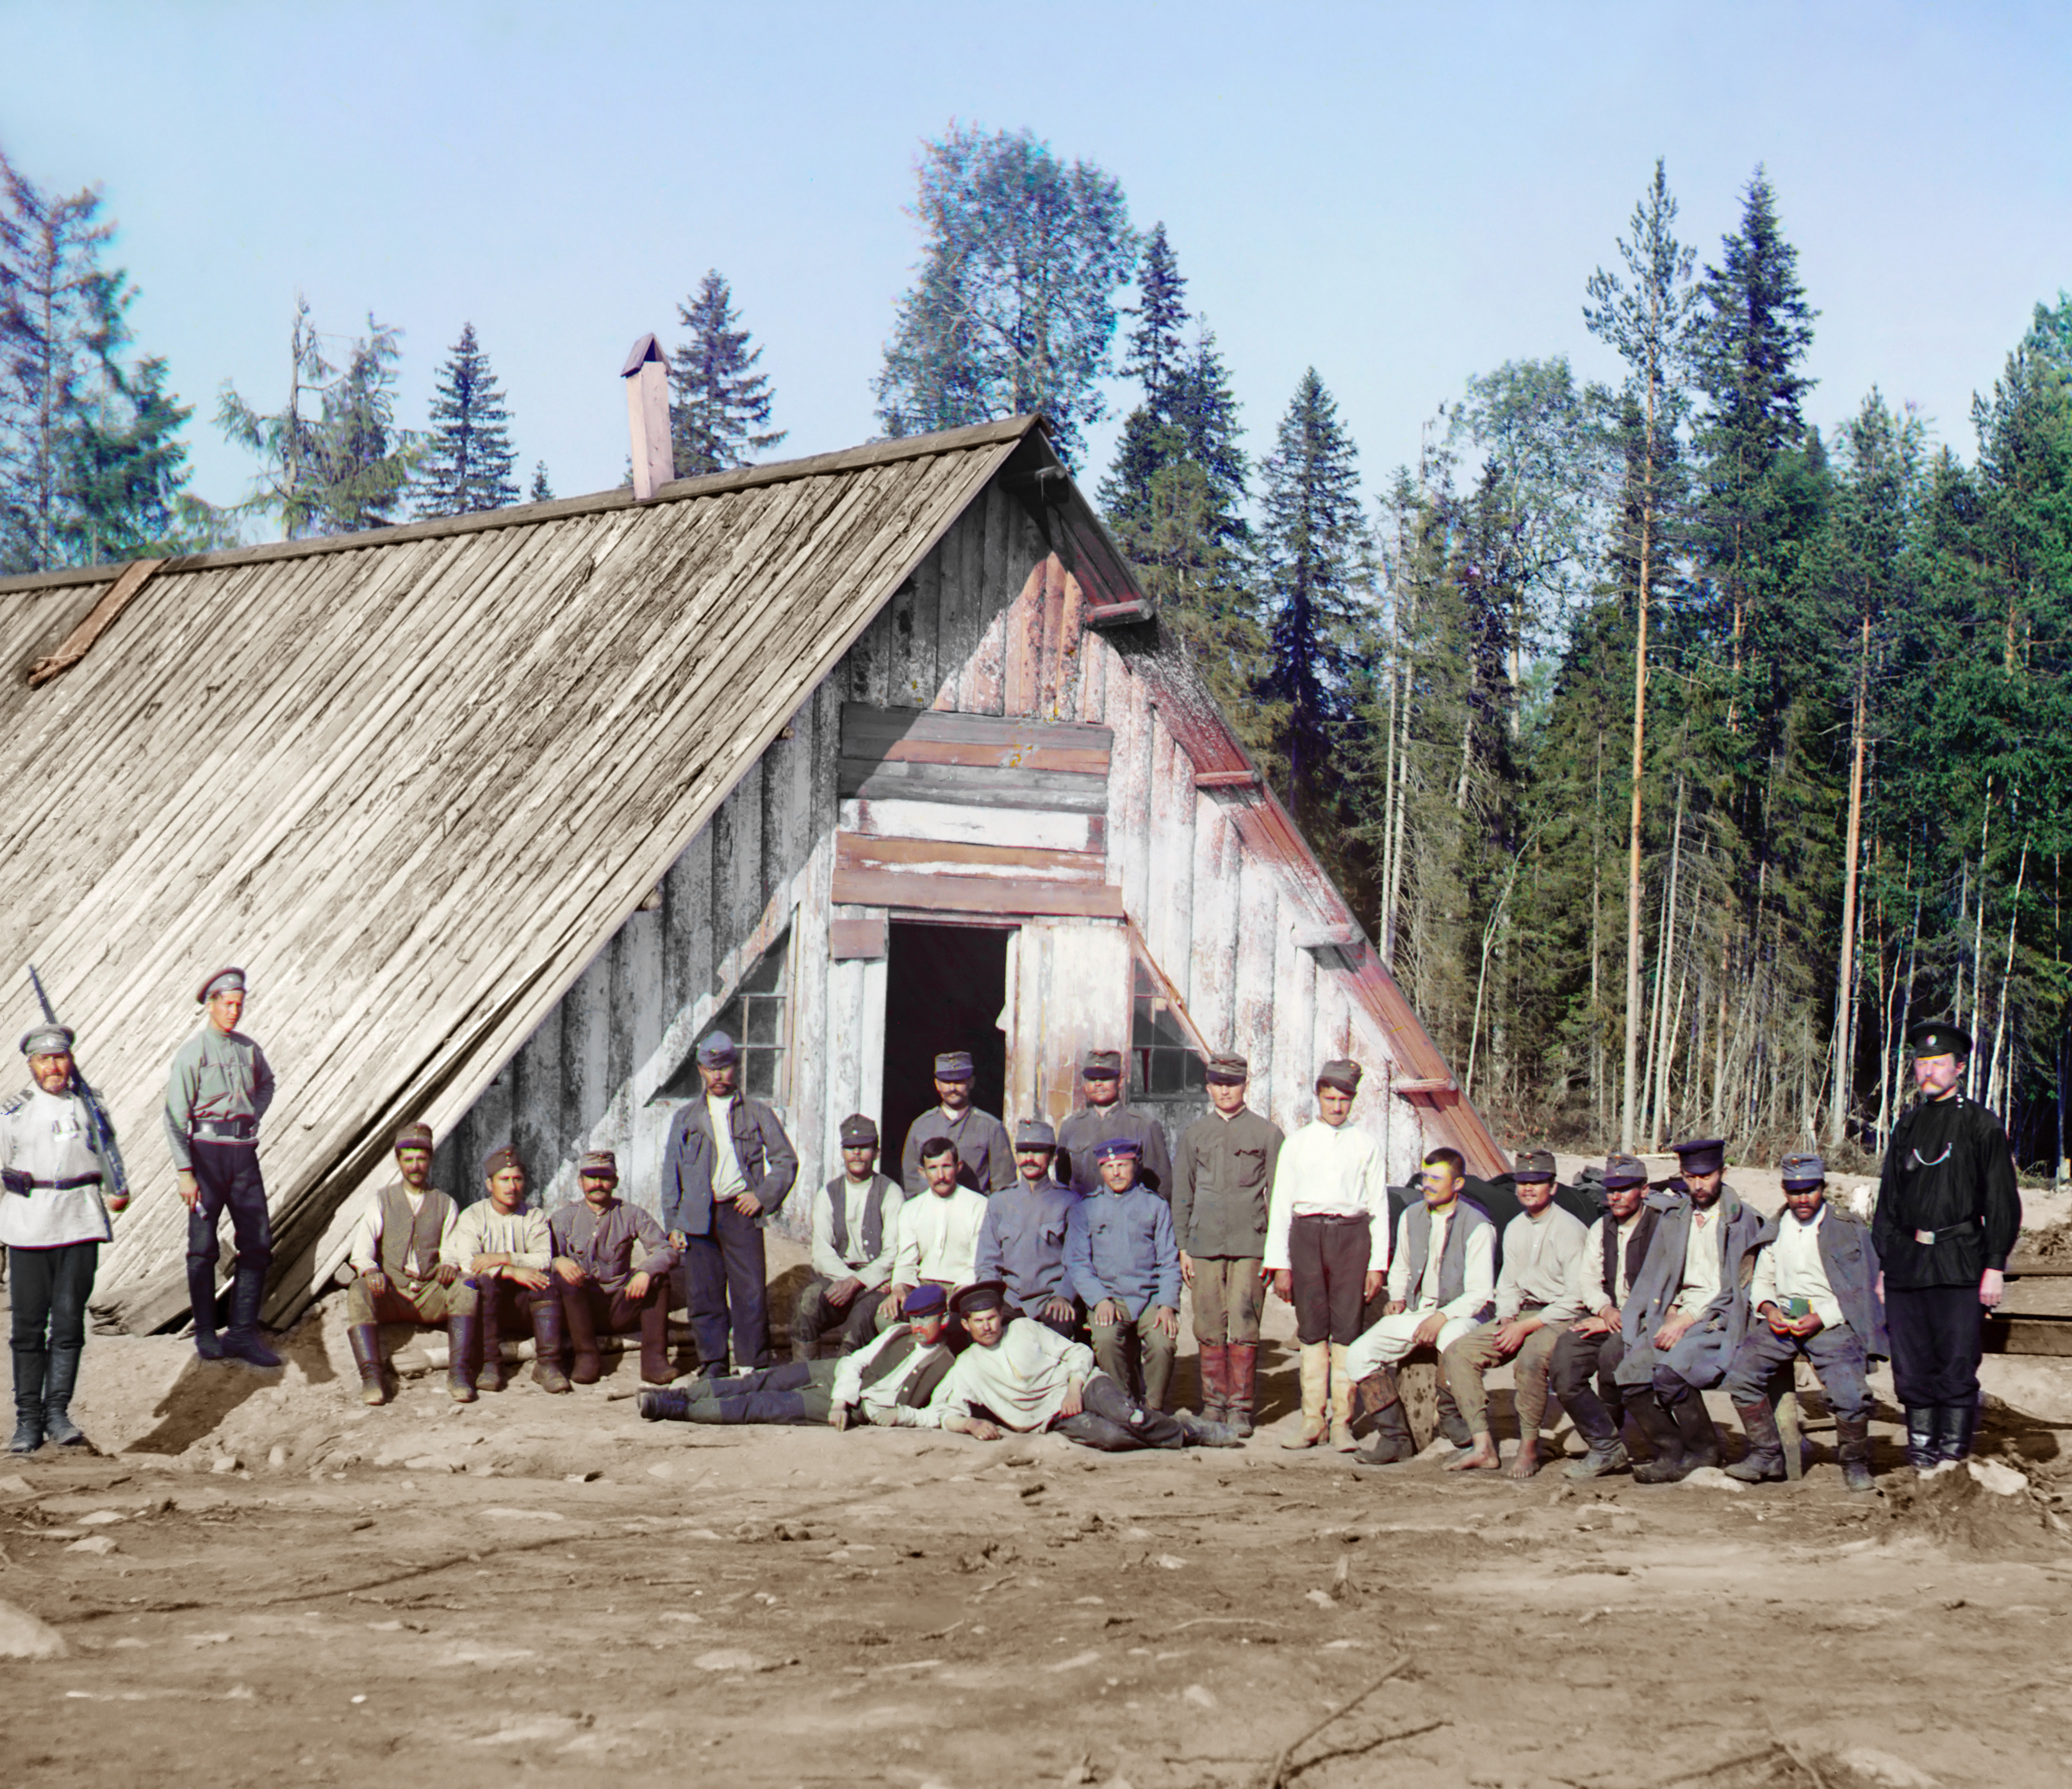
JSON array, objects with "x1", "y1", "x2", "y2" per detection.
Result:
[
  {"x1": 476, "y1": 1284, "x2": 504, "y2": 1393},
  {"x1": 10, "y1": 1348, "x2": 47, "y2": 1453},
  {"x1": 187, "y1": 1258, "x2": 225, "y2": 1361},
  {"x1": 561, "y1": 1285, "x2": 603, "y2": 1384},
  {"x1": 1350, "y1": 1367, "x2": 1416, "y2": 1466},
  {"x1": 347, "y1": 1324, "x2": 386, "y2": 1406},
  {"x1": 529, "y1": 1289, "x2": 571, "y2": 1392},
  {"x1": 638, "y1": 1289, "x2": 673, "y2": 1386},
  {"x1": 1328, "y1": 1343, "x2": 1357, "y2": 1451},
  {"x1": 1629, "y1": 1392, "x2": 1691, "y2": 1483},
  {"x1": 42, "y1": 1344, "x2": 87, "y2": 1446},
  {"x1": 1282, "y1": 1342, "x2": 1329, "y2": 1448},
  {"x1": 1225, "y1": 1343, "x2": 1258, "y2": 1439},
  {"x1": 223, "y1": 1262, "x2": 282, "y2": 1371},
  {"x1": 445, "y1": 1310, "x2": 480, "y2": 1404},
  {"x1": 1196, "y1": 1343, "x2": 1228, "y2": 1421}
]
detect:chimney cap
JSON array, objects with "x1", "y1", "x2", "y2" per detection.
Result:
[{"x1": 621, "y1": 332, "x2": 665, "y2": 377}]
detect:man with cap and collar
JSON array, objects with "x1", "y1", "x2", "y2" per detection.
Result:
[
  {"x1": 1547, "y1": 1155, "x2": 1659, "y2": 1478},
  {"x1": 794, "y1": 1114, "x2": 901, "y2": 1361},
  {"x1": 550, "y1": 1150, "x2": 679, "y2": 1386},
  {"x1": 899, "y1": 1051, "x2": 1015, "y2": 1198},
  {"x1": 974, "y1": 1118, "x2": 1083, "y2": 1339},
  {"x1": 1873, "y1": 1017, "x2": 2020, "y2": 1469},
  {"x1": 637, "y1": 1284, "x2": 957, "y2": 1428},
  {"x1": 2, "y1": 1021, "x2": 126, "y2": 1453},
  {"x1": 1065, "y1": 1135, "x2": 1182, "y2": 1409},
  {"x1": 1058, "y1": 1048, "x2": 1174, "y2": 1200},
  {"x1": 934, "y1": 1280, "x2": 1238, "y2": 1451},
  {"x1": 1665, "y1": 1135, "x2": 1736, "y2": 1205},
  {"x1": 1613, "y1": 1140, "x2": 1764, "y2": 1483},
  {"x1": 1171, "y1": 1052, "x2": 1282, "y2": 1437},
  {"x1": 166, "y1": 967, "x2": 281, "y2": 1369},
  {"x1": 882, "y1": 1135, "x2": 990, "y2": 1328},
  {"x1": 1265, "y1": 1059, "x2": 1390, "y2": 1450},
  {"x1": 1436, "y1": 1150, "x2": 1590, "y2": 1478},
  {"x1": 342, "y1": 1123, "x2": 463, "y2": 1406},
  {"x1": 661, "y1": 1030, "x2": 798, "y2": 1376},
  {"x1": 1725, "y1": 1153, "x2": 1885, "y2": 1490},
  {"x1": 447, "y1": 1144, "x2": 569, "y2": 1397}
]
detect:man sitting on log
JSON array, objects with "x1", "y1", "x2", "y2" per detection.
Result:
[
  {"x1": 1438, "y1": 1149, "x2": 1589, "y2": 1478},
  {"x1": 1547, "y1": 1155, "x2": 1659, "y2": 1480},
  {"x1": 793, "y1": 1114, "x2": 900, "y2": 1360},
  {"x1": 933, "y1": 1282, "x2": 1238, "y2": 1451},
  {"x1": 549, "y1": 1150, "x2": 678, "y2": 1386},
  {"x1": 343, "y1": 1123, "x2": 463, "y2": 1406},
  {"x1": 974, "y1": 1118, "x2": 1083, "y2": 1339},
  {"x1": 880, "y1": 1136, "x2": 989, "y2": 1331},
  {"x1": 1724, "y1": 1152, "x2": 1884, "y2": 1491},
  {"x1": 1064, "y1": 1136, "x2": 1181, "y2": 1410},
  {"x1": 636, "y1": 1284, "x2": 957, "y2": 1428},
  {"x1": 447, "y1": 1144, "x2": 568, "y2": 1398}
]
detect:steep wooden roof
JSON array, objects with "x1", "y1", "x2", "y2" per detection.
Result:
[{"x1": 0, "y1": 418, "x2": 1037, "y2": 1330}]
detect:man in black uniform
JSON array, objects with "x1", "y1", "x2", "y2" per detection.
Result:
[{"x1": 1872, "y1": 1018, "x2": 2021, "y2": 1467}]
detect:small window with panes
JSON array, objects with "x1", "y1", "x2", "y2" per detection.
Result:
[
  {"x1": 1130, "y1": 957, "x2": 1206, "y2": 1101},
  {"x1": 656, "y1": 929, "x2": 791, "y2": 1103}
]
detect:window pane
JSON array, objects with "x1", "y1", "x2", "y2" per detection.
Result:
[
  {"x1": 746, "y1": 1049, "x2": 777, "y2": 1099},
  {"x1": 744, "y1": 994, "x2": 780, "y2": 1046}
]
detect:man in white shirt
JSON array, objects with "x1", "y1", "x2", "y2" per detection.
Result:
[
  {"x1": 1263, "y1": 1058, "x2": 1389, "y2": 1449},
  {"x1": 1723, "y1": 1153, "x2": 1886, "y2": 1491},
  {"x1": 793, "y1": 1114, "x2": 900, "y2": 1360},
  {"x1": 880, "y1": 1137, "x2": 988, "y2": 1327},
  {"x1": 933, "y1": 1282, "x2": 1238, "y2": 1451},
  {"x1": 2, "y1": 1022, "x2": 126, "y2": 1454},
  {"x1": 1344, "y1": 1148, "x2": 1496, "y2": 1465},
  {"x1": 343, "y1": 1123, "x2": 462, "y2": 1406},
  {"x1": 637, "y1": 1283, "x2": 956, "y2": 1428},
  {"x1": 447, "y1": 1143, "x2": 566, "y2": 1397},
  {"x1": 1438, "y1": 1150, "x2": 1589, "y2": 1478},
  {"x1": 1548, "y1": 1155, "x2": 1660, "y2": 1480}
]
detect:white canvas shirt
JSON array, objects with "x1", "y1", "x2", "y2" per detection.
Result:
[
  {"x1": 892, "y1": 1183, "x2": 989, "y2": 1287},
  {"x1": 810, "y1": 1175, "x2": 898, "y2": 1288},
  {"x1": 1262, "y1": 1119, "x2": 1391, "y2": 1274},
  {"x1": 1496, "y1": 1205, "x2": 1591, "y2": 1321},
  {"x1": 1748, "y1": 1206, "x2": 1844, "y2": 1331},
  {"x1": 1674, "y1": 1203, "x2": 1725, "y2": 1315},
  {"x1": 937, "y1": 1319, "x2": 1098, "y2": 1431},
  {"x1": 347, "y1": 1188, "x2": 461, "y2": 1278},
  {"x1": 828, "y1": 1323, "x2": 951, "y2": 1427},
  {"x1": 450, "y1": 1201, "x2": 552, "y2": 1276},
  {"x1": 707, "y1": 1094, "x2": 749, "y2": 1204},
  {"x1": 0, "y1": 1088, "x2": 113, "y2": 1249}
]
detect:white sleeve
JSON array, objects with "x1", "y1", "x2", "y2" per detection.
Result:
[
  {"x1": 1577, "y1": 1220, "x2": 1609, "y2": 1313},
  {"x1": 1385, "y1": 1210, "x2": 1411, "y2": 1304},
  {"x1": 347, "y1": 1200, "x2": 384, "y2": 1275},
  {"x1": 435, "y1": 1198, "x2": 462, "y2": 1267},
  {"x1": 1748, "y1": 1245, "x2": 1777, "y2": 1314},
  {"x1": 1494, "y1": 1216, "x2": 1527, "y2": 1321},
  {"x1": 809, "y1": 1184, "x2": 846, "y2": 1282},
  {"x1": 891, "y1": 1199, "x2": 922, "y2": 1283},
  {"x1": 1262, "y1": 1133, "x2": 1299, "y2": 1273},
  {"x1": 830, "y1": 1326, "x2": 889, "y2": 1407},
  {"x1": 1361, "y1": 1140, "x2": 1392, "y2": 1274},
  {"x1": 1443, "y1": 1223, "x2": 1497, "y2": 1321}
]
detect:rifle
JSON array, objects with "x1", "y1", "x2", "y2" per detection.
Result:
[{"x1": 26, "y1": 963, "x2": 129, "y2": 1208}]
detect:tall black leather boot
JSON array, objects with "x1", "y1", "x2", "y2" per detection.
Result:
[
  {"x1": 1561, "y1": 1382, "x2": 1631, "y2": 1480},
  {"x1": 1836, "y1": 1416, "x2": 1876, "y2": 1492},
  {"x1": 188, "y1": 1259, "x2": 225, "y2": 1360},
  {"x1": 476, "y1": 1282, "x2": 504, "y2": 1392},
  {"x1": 347, "y1": 1323, "x2": 386, "y2": 1406},
  {"x1": 1725, "y1": 1398, "x2": 1784, "y2": 1483},
  {"x1": 10, "y1": 1348, "x2": 46, "y2": 1454},
  {"x1": 1939, "y1": 1402, "x2": 1978, "y2": 1463},
  {"x1": 1903, "y1": 1405, "x2": 1939, "y2": 1470},
  {"x1": 1628, "y1": 1392, "x2": 1690, "y2": 1483},
  {"x1": 42, "y1": 1344, "x2": 87, "y2": 1447},
  {"x1": 1350, "y1": 1371, "x2": 1417, "y2": 1466},
  {"x1": 445, "y1": 1310, "x2": 480, "y2": 1404},
  {"x1": 222, "y1": 1262, "x2": 281, "y2": 1370},
  {"x1": 1666, "y1": 1390, "x2": 1723, "y2": 1471},
  {"x1": 529, "y1": 1290, "x2": 571, "y2": 1394}
]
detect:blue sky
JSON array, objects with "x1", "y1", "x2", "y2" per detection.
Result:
[{"x1": 6, "y1": 2, "x2": 2070, "y2": 525}]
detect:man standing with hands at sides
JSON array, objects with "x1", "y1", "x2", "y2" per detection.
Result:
[
  {"x1": 1263, "y1": 1059, "x2": 1389, "y2": 1450},
  {"x1": 550, "y1": 1150, "x2": 678, "y2": 1386},
  {"x1": 661, "y1": 1030, "x2": 797, "y2": 1378},
  {"x1": 342, "y1": 1122, "x2": 463, "y2": 1405},
  {"x1": 1171, "y1": 1053, "x2": 1281, "y2": 1437},
  {"x1": 793, "y1": 1114, "x2": 900, "y2": 1361},
  {"x1": 974, "y1": 1119, "x2": 1083, "y2": 1339},
  {"x1": 1058, "y1": 1048, "x2": 1173, "y2": 1198},
  {"x1": 167, "y1": 968, "x2": 280, "y2": 1369},
  {"x1": 447, "y1": 1144, "x2": 568, "y2": 1397},
  {"x1": 1873, "y1": 1018, "x2": 2021, "y2": 1467},
  {"x1": 3, "y1": 1022, "x2": 126, "y2": 1453},
  {"x1": 1065, "y1": 1136, "x2": 1182, "y2": 1410},
  {"x1": 1438, "y1": 1150, "x2": 1588, "y2": 1477},
  {"x1": 899, "y1": 1051, "x2": 1014, "y2": 1198},
  {"x1": 1548, "y1": 1155, "x2": 1658, "y2": 1480}
]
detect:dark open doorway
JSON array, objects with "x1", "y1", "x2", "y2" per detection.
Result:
[{"x1": 881, "y1": 920, "x2": 1011, "y2": 1181}]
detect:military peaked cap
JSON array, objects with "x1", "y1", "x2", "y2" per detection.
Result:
[
  {"x1": 1317, "y1": 1059, "x2": 1363, "y2": 1095},
  {"x1": 19, "y1": 1023, "x2": 73, "y2": 1057},
  {"x1": 482, "y1": 1144, "x2": 523, "y2": 1178},
  {"x1": 1093, "y1": 1135, "x2": 1142, "y2": 1162},
  {"x1": 579, "y1": 1149, "x2": 618, "y2": 1178},
  {"x1": 696, "y1": 1030, "x2": 737, "y2": 1067},
  {"x1": 1081, "y1": 1049, "x2": 1124, "y2": 1080},
  {"x1": 839, "y1": 1114, "x2": 880, "y2": 1148},
  {"x1": 950, "y1": 1280, "x2": 1009, "y2": 1315},
  {"x1": 197, "y1": 966, "x2": 245, "y2": 1004},
  {"x1": 1015, "y1": 1117, "x2": 1057, "y2": 1149},
  {"x1": 1779, "y1": 1152, "x2": 1825, "y2": 1189},
  {"x1": 1907, "y1": 1017, "x2": 1972, "y2": 1059},
  {"x1": 933, "y1": 1050, "x2": 974, "y2": 1082},
  {"x1": 1600, "y1": 1153, "x2": 1649, "y2": 1189},
  {"x1": 1206, "y1": 1053, "x2": 1249, "y2": 1085},
  {"x1": 902, "y1": 1283, "x2": 948, "y2": 1316},
  {"x1": 1512, "y1": 1149, "x2": 1557, "y2": 1183},
  {"x1": 1670, "y1": 1136, "x2": 1726, "y2": 1175},
  {"x1": 393, "y1": 1121, "x2": 435, "y2": 1154}
]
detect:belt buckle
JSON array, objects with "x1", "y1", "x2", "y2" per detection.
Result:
[{"x1": 1914, "y1": 1228, "x2": 1936, "y2": 1245}]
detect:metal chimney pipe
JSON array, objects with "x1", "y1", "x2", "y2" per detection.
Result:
[{"x1": 621, "y1": 333, "x2": 673, "y2": 502}]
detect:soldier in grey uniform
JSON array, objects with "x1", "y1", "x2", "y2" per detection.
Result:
[
  {"x1": 898, "y1": 1050, "x2": 1014, "y2": 1198},
  {"x1": 1058, "y1": 1048, "x2": 1174, "y2": 1200},
  {"x1": 165, "y1": 968, "x2": 280, "y2": 1369},
  {"x1": 3, "y1": 1022, "x2": 127, "y2": 1453}
]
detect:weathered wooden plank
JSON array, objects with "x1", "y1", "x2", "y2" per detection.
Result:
[
  {"x1": 830, "y1": 914, "x2": 889, "y2": 959},
  {"x1": 841, "y1": 701, "x2": 1113, "y2": 761},
  {"x1": 1106, "y1": 658, "x2": 1154, "y2": 923},
  {"x1": 1269, "y1": 913, "x2": 1317, "y2": 1139},
  {"x1": 829, "y1": 866, "x2": 1127, "y2": 919},
  {"x1": 1037, "y1": 920, "x2": 1132, "y2": 1124},
  {"x1": 1187, "y1": 790, "x2": 1241, "y2": 1052},
  {"x1": 836, "y1": 831, "x2": 1104, "y2": 881},
  {"x1": 851, "y1": 798, "x2": 1101, "y2": 855},
  {"x1": 1143, "y1": 716, "x2": 1197, "y2": 1006},
  {"x1": 837, "y1": 757, "x2": 1110, "y2": 813},
  {"x1": 1001, "y1": 558, "x2": 1044, "y2": 716}
]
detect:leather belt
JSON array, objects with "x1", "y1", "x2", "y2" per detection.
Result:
[
  {"x1": 192, "y1": 1119, "x2": 258, "y2": 1142},
  {"x1": 1299, "y1": 1211, "x2": 1372, "y2": 1226}
]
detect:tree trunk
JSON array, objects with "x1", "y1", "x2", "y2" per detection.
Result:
[{"x1": 1827, "y1": 612, "x2": 1871, "y2": 1150}]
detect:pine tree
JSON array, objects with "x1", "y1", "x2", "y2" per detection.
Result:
[
  {"x1": 1119, "y1": 222, "x2": 1187, "y2": 411},
  {"x1": 57, "y1": 354, "x2": 213, "y2": 562},
  {"x1": 529, "y1": 461, "x2": 552, "y2": 502},
  {"x1": 1260, "y1": 369, "x2": 1369, "y2": 823},
  {"x1": 415, "y1": 322, "x2": 518, "y2": 517},
  {"x1": 668, "y1": 271, "x2": 784, "y2": 475},
  {"x1": 875, "y1": 124, "x2": 1137, "y2": 470}
]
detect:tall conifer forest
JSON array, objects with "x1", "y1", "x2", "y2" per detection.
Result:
[{"x1": 8, "y1": 126, "x2": 2072, "y2": 1172}]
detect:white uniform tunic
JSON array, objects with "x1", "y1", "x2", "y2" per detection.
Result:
[{"x1": 0, "y1": 1087, "x2": 114, "y2": 1249}]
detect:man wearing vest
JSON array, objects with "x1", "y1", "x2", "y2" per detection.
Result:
[
  {"x1": 661, "y1": 1030, "x2": 798, "y2": 1376},
  {"x1": 1726, "y1": 1153, "x2": 1886, "y2": 1490},
  {"x1": 974, "y1": 1118, "x2": 1083, "y2": 1338},
  {"x1": 1065, "y1": 1136, "x2": 1182, "y2": 1411},
  {"x1": 343, "y1": 1122, "x2": 462, "y2": 1406},
  {"x1": 1171, "y1": 1052, "x2": 1282, "y2": 1438},
  {"x1": 447, "y1": 1144, "x2": 568, "y2": 1398},
  {"x1": 1343, "y1": 1148, "x2": 1496, "y2": 1464},
  {"x1": 1438, "y1": 1149, "x2": 1590, "y2": 1477},
  {"x1": 794, "y1": 1114, "x2": 900, "y2": 1360},
  {"x1": 899, "y1": 1050, "x2": 1015, "y2": 1198},
  {"x1": 1548, "y1": 1155, "x2": 1658, "y2": 1479},
  {"x1": 550, "y1": 1150, "x2": 678, "y2": 1386},
  {"x1": 637, "y1": 1284, "x2": 957, "y2": 1427},
  {"x1": 1264, "y1": 1059, "x2": 1390, "y2": 1451},
  {"x1": 1057, "y1": 1048, "x2": 1174, "y2": 1199},
  {"x1": 1615, "y1": 1144, "x2": 1765, "y2": 1483}
]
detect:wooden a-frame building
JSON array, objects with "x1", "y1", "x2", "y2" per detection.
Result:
[{"x1": 0, "y1": 414, "x2": 1505, "y2": 1333}]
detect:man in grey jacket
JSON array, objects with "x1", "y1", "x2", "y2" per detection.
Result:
[
  {"x1": 661, "y1": 1030, "x2": 798, "y2": 1376},
  {"x1": 1615, "y1": 1158, "x2": 1764, "y2": 1483}
]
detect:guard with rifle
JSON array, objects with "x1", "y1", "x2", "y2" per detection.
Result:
[
  {"x1": 3, "y1": 977, "x2": 129, "y2": 1454},
  {"x1": 166, "y1": 967, "x2": 281, "y2": 1369}
]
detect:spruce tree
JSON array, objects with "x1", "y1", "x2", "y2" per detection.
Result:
[
  {"x1": 415, "y1": 322, "x2": 518, "y2": 517},
  {"x1": 529, "y1": 461, "x2": 552, "y2": 502},
  {"x1": 668, "y1": 271, "x2": 784, "y2": 475},
  {"x1": 1260, "y1": 369, "x2": 1368, "y2": 823}
]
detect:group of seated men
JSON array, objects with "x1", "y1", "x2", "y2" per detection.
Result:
[{"x1": 339, "y1": 1035, "x2": 1893, "y2": 1486}]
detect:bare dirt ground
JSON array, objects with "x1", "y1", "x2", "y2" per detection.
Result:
[{"x1": 3, "y1": 1200, "x2": 2071, "y2": 1789}]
